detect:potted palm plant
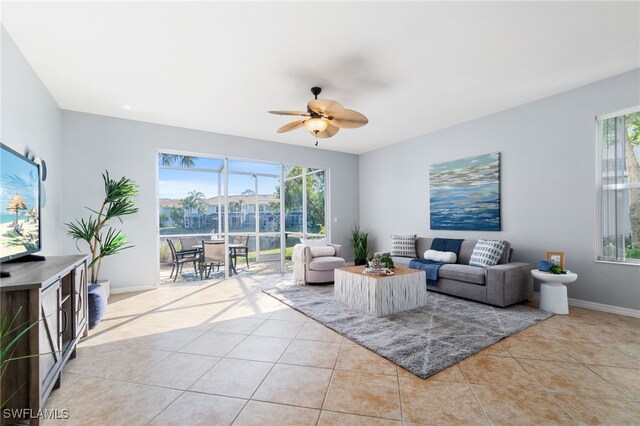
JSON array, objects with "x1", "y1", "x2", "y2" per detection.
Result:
[
  {"x1": 350, "y1": 225, "x2": 369, "y2": 266},
  {"x1": 65, "y1": 171, "x2": 139, "y2": 298}
]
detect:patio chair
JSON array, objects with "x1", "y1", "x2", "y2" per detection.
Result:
[
  {"x1": 179, "y1": 236, "x2": 201, "y2": 251},
  {"x1": 231, "y1": 234, "x2": 250, "y2": 270},
  {"x1": 200, "y1": 241, "x2": 226, "y2": 279},
  {"x1": 167, "y1": 239, "x2": 200, "y2": 282}
]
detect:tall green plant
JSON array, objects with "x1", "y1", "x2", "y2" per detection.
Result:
[
  {"x1": 65, "y1": 171, "x2": 139, "y2": 283},
  {"x1": 350, "y1": 225, "x2": 369, "y2": 262}
]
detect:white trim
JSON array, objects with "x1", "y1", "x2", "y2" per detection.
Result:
[
  {"x1": 280, "y1": 163, "x2": 286, "y2": 273},
  {"x1": 224, "y1": 157, "x2": 229, "y2": 279},
  {"x1": 302, "y1": 171, "x2": 307, "y2": 238},
  {"x1": 111, "y1": 284, "x2": 158, "y2": 294},
  {"x1": 595, "y1": 259, "x2": 640, "y2": 267},
  {"x1": 596, "y1": 105, "x2": 640, "y2": 121},
  {"x1": 594, "y1": 116, "x2": 602, "y2": 263},
  {"x1": 326, "y1": 168, "x2": 332, "y2": 243},
  {"x1": 155, "y1": 149, "x2": 161, "y2": 282},
  {"x1": 533, "y1": 292, "x2": 640, "y2": 318}
]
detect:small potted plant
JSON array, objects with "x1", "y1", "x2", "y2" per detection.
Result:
[
  {"x1": 65, "y1": 171, "x2": 139, "y2": 301},
  {"x1": 368, "y1": 253, "x2": 395, "y2": 270},
  {"x1": 350, "y1": 225, "x2": 369, "y2": 266}
]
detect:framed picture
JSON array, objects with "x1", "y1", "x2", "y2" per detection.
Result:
[{"x1": 546, "y1": 251, "x2": 565, "y2": 269}]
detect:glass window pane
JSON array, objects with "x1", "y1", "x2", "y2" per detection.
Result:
[
  {"x1": 306, "y1": 170, "x2": 325, "y2": 235},
  {"x1": 228, "y1": 160, "x2": 280, "y2": 175},
  {"x1": 159, "y1": 167, "x2": 218, "y2": 236},
  {"x1": 284, "y1": 165, "x2": 304, "y2": 178},
  {"x1": 285, "y1": 233, "x2": 300, "y2": 260},
  {"x1": 259, "y1": 176, "x2": 280, "y2": 232},
  {"x1": 627, "y1": 188, "x2": 640, "y2": 259},
  {"x1": 624, "y1": 112, "x2": 640, "y2": 260},
  {"x1": 598, "y1": 111, "x2": 640, "y2": 262},
  {"x1": 285, "y1": 177, "x2": 303, "y2": 232},
  {"x1": 158, "y1": 154, "x2": 223, "y2": 170},
  {"x1": 227, "y1": 174, "x2": 256, "y2": 232},
  {"x1": 258, "y1": 236, "x2": 281, "y2": 262}
]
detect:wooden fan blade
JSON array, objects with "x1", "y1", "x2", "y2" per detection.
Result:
[
  {"x1": 307, "y1": 99, "x2": 344, "y2": 117},
  {"x1": 269, "y1": 110, "x2": 310, "y2": 117},
  {"x1": 329, "y1": 109, "x2": 369, "y2": 129},
  {"x1": 309, "y1": 123, "x2": 339, "y2": 139},
  {"x1": 277, "y1": 120, "x2": 306, "y2": 133}
]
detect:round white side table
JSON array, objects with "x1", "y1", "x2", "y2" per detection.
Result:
[{"x1": 531, "y1": 269, "x2": 578, "y2": 314}]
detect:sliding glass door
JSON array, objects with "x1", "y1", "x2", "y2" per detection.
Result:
[
  {"x1": 283, "y1": 167, "x2": 328, "y2": 260},
  {"x1": 158, "y1": 153, "x2": 328, "y2": 282}
]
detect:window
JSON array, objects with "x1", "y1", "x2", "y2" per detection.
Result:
[
  {"x1": 157, "y1": 153, "x2": 330, "y2": 280},
  {"x1": 597, "y1": 108, "x2": 640, "y2": 264}
]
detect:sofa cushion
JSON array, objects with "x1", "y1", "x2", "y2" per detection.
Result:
[
  {"x1": 309, "y1": 246, "x2": 335, "y2": 257},
  {"x1": 456, "y1": 240, "x2": 478, "y2": 265},
  {"x1": 415, "y1": 237, "x2": 512, "y2": 264},
  {"x1": 309, "y1": 256, "x2": 345, "y2": 271},
  {"x1": 391, "y1": 256, "x2": 412, "y2": 268},
  {"x1": 438, "y1": 264, "x2": 486, "y2": 285},
  {"x1": 390, "y1": 234, "x2": 417, "y2": 257},
  {"x1": 469, "y1": 239, "x2": 507, "y2": 268}
]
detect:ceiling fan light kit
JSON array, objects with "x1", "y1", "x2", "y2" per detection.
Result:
[
  {"x1": 269, "y1": 87, "x2": 368, "y2": 146},
  {"x1": 305, "y1": 118, "x2": 329, "y2": 133}
]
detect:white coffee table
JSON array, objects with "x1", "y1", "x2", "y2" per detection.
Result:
[
  {"x1": 334, "y1": 266, "x2": 427, "y2": 317},
  {"x1": 531, "y1": 269, "x2": 578, "y2": 314}
]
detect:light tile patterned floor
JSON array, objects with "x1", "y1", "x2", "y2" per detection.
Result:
[{"x1": 45, "y1": 274, "x2": 640, "y2": 425}]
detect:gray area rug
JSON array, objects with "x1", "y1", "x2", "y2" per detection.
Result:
[{"x1": 263, "y1": 283, "x2": 552, "y2": 378}]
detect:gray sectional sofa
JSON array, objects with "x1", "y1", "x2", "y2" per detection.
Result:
[{"x1": 386, "y1": 237, "x2": 533, "y2": 307}]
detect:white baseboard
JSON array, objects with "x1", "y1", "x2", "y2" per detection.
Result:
[
  {"x1": 110, "y1": 284, "x2": 158, "y2": 295},
  {"x1": 533, "y1": 292, "x2": 640, "y2": 318}
]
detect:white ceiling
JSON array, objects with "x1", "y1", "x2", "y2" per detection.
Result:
[{"x1": 3, "y1": 1, "x2": 639, "y2": 154}]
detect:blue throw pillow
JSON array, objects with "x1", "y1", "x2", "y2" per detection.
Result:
[{"x1": 87, "y1": 283, "x2": 107, "y2": 329}]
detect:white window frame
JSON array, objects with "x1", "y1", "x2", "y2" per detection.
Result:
[{"x1": 595, "y1": 106, "x2": 640, "y2": 266}]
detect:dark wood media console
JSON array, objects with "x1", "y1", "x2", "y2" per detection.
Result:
[{"x1": 0, "y1": 255, "x2": 89, "y2": 425}]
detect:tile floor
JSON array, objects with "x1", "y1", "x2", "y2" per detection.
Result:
[{"x1": 45, "y1": 274, "x2": 640, "y2": 425}]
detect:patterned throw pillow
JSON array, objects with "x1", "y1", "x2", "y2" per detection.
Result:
[
  {"x1": 390, "y1": 234, "x2": 417, "y2": 258},
  {"x1": 469, "y1": 239, "x2": 507, "y2": 268}
]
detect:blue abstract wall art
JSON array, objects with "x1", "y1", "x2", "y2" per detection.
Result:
[{"x1": 430, "y1": 152, "x2": 501, "y2": 231}]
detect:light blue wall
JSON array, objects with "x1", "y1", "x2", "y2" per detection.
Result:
[
  {"x1": 1, "y1": 27, "x2": 64, "y2": 255},
  {"x1": 359, "y1": 70, "x2": 640, "y2": 310}
]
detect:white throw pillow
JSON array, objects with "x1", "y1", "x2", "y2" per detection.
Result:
[
  {"x1": 423, "y1": 250, "x2": 457, "y2": 264},
  {"x1": 309, "y1": 246, "x2": 335, "y2": 258},
  {"x1": 390, "y1": 234, "x2": 417, "y2": 257},
  {"x1": 300, "y1": 238, "x2": 326, "y2": 247},
  {"x1": 469, "y1": 239, "x2": 506, "y2": 268}
]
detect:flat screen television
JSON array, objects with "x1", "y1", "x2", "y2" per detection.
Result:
[{"x1": 0, "y1": 143, "x2": 41, "y2": 262}]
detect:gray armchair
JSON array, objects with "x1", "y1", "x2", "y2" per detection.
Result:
[{"x1": 297, "y1": 243, "x2": 346, "y2": 284}]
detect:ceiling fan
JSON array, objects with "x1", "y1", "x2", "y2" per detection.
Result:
[{"x1": 269, "y1": 87, "x2": 368, "y2": 146}]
